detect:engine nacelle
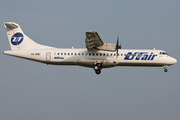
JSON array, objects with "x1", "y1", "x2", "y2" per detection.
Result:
[{"x1": 96, "y1": 43, "x2": 116, "y2": 51}]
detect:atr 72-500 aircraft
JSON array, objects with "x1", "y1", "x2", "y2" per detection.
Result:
[{"x1": 3, "y1": 22, "x2": 177, "y2": 74}]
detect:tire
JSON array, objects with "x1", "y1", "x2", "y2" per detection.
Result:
[
  {"x1": 94, "y1": 65, "x2": 99, "y2": 70},
  {"x1": 95, "y1": 70, "x2": 101, "y2": 74}
]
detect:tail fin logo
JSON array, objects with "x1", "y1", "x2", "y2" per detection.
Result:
[{"x1": 11, "y1": 33, "x2": 24, "y2": 45}]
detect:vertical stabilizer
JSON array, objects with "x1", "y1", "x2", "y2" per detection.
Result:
[{"x1": 4, "y1": 22, "x2": 54, "y2": 51}]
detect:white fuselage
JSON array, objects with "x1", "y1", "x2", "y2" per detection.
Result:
[
  {"x1": 3, "y1": 22, "x2": 177, "y2": 74},
  {"x1": 4, "y1": 48, "x2": 177, "y2": 68}
]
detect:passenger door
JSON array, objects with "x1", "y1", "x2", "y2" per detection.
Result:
[{"x1": 46, "y1": 52, "x2": 51, "y2": 61}]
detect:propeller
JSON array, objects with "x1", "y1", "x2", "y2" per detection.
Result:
[{"x1": 116, "y1": 36, "x2": 121, "y2": 59}]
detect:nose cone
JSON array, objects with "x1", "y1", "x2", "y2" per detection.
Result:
[{"x1": 172, "y1": 58, "x2": 177, "y2": 64}]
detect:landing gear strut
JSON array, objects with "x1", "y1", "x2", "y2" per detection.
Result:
[
  {"x1": 163, "y1": 65, "x2": 168, "y2": 72},
  {"x1": 94, "y1": 63, "x2": 102, "y2": 75}
]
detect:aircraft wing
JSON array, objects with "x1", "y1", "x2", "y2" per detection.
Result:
[
  {"x1": 85, "y1": 31, "x2": 116, "y2": 51},
  {"x1": 85, "y1": 31, "x2": 104, "y2": 50}
]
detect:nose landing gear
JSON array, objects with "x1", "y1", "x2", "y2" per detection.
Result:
[
  {"x1": 163, "y1": 65, "x2": 168, "y2": 72},
  {"x1": 164, "y1": 69, "x2": 168, "y2": 72},
  {"x1": 94, "y1": 63, "x2": 102, "y2": 75}
]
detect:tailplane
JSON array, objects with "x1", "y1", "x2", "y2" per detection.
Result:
[{"x1": 4, "y1": 22, "x2": 54, "y2": 51}]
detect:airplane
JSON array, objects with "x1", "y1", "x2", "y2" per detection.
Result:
[{"x1": 3, "y1": 22, "x2": 177, "y2": 75}]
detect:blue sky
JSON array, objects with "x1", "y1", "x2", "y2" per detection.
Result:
[{"x1": 0, "y1": 0, "x2": 180, "y2": 120}]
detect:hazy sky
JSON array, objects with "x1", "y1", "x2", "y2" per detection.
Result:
[{"x1": 0, "y1": 0, "x2": 180, "y2": 120}]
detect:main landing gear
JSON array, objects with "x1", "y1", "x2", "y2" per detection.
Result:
[
  {"x1": 163, "y1": 65, "x2": 168, "y2": 72},
  {"x1": 94, "y1": 63, "x2": 102, "y2": 75}
]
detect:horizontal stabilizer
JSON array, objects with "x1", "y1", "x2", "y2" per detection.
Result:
[{"x1": 4, "y1": 22, "x2": 19, "y2": 29}]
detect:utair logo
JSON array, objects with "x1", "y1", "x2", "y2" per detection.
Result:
[
  {"x1": 54, "y1": 57, "x2": 64, "y2": 59},
  {"x1": 11, "y1": 33, "x2": 24, "y2": 45},
  {"x1": 124, "y1": 52, "x2": 157, "y2": 60}
]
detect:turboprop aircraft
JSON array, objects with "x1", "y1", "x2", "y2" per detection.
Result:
[{"x1": 3, "y1": 22, "x2": 177, "y2": 74}]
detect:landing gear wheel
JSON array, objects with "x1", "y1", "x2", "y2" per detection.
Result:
[
  {"x1": 99, "y1": 65, "x2": 102, "y2": 70},
  {"x1": 94, "y1": 65, "x2": 99, "y2": 70},
  {"x1": 95, "y1": 70, "x2": 101, "y2": 74},
  {"x1": 93, "y1": 63, "x2": 102, "y2": 70},
  {"x1": 94, "y1": 63, "x2": 102, "y2": 74},
  {"x1": 163, "y1": 65, "x2": 168, "y2": 73}
]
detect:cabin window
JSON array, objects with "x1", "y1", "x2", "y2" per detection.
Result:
[
  {"x1": 82, "y1": 53, "x2": 84, "y2": 55},
  {"x1": 107, "y1": 54, "x2": 109, "y2": 56},
  {"x1": 89, "y1": 53, "x2": 91, "y2": 56},
  {"x1": 114, "y1": 54, "x2": 116, "y2": 56},
  {"x1": 103, "y1": 53, "x2": 105, "y2": 56},
  {"x1": 93, "y1": 53, "x2": 95, "y2": 56},
  {"x1": 71, "y1": 53, "x2": 73, "y2": 55},
  {"x1": 121, "y1": 54, "x2": 123, "y2": 56},
  {"x1": 96, "y1": 53, "x2": 98, "y2": 56},
  {"x1": 64, "y1": 53, "x2": 66, "y2": 55},
  {"x1": 100, "y1": 53, "x2": 102, "y2": 56},
  {"x1": 68, "y1": 53, "x2": 70, "y2": 55},
  {"x1": 124, "y1": 54, "x2": 126, "y2": 56},
  {"x1": 86, "y1": 53, "x2": 88, "y2": 55},
  {"x1": 78, "y1": 53, "x2": 80, "y2": 55}
]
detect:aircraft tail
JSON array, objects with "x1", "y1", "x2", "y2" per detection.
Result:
[{"x1": 4, "y1": 22, "x2": 54, "y2": 51}]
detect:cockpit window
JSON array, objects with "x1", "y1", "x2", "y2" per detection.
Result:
[{"x1": 159, "y1": 52, "x2": 168, "y2": 55}]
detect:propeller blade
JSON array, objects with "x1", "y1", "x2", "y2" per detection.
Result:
[
  {"x1": 116, "y1": 36, "x2": 121, "y2": 49},
  {"x1": 116, "y1": 36, "x2": 119, "y2": 49},
  {"x1": 119, "y1": 41, "x2": 121, "y2": 49},
  {"x1": 116, "y1": 36, "x2": 119, "y2": 59},
  {"x1": 116, "y1": 49, "x2": 118, "y2": 59}
]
